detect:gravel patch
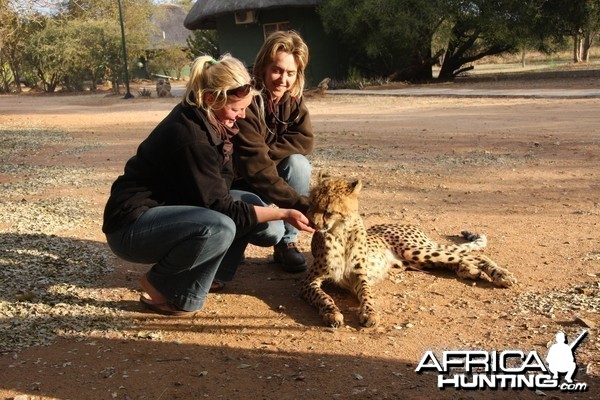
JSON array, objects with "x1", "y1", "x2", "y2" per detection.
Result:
[
  {"x1": 510, "y1": 281, "x2": 600, "y2": 359},
  {"x1": 0, "y1": 126, "x2": 72, "y2": 159},
  {"x1": 0, "y1": 216, "x2": 129, "y2": 354},
  {"x1": 1, "y1": 164, "x2": 102, "y2": 199},
  {"x1": 0, "y1": 126, "x2": 131, "y2": 354},
  {"x1": 513, "y1": 280, "x2": 600, "y2": 317},
  {"x1": 310, "y1": 140, "x2": 536, "y2": 172},
  {"x1": 0, "y1": 198, "x2": 95, "y2": 234},
  {"x1": 431, "y1": 150, "x2": 537, "y2": 166}
]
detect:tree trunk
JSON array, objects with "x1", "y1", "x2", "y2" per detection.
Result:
[
  {"x1": 581, "y1": 32, "x2": 592, "y2": 63},
  {"x1": 0, "y1": 70, "x2": 10, "y2": 93},
  {"x1": 47, "y1": 73, "x2": 59, "y2": 93},
  {"x1": 437, "y1": 52, "x2": 463, "y2": 81},
  {"x1": 112, "y1": 79, "x2": 120, "y2": 95},
  {"x1": 8, "y1": 62, "x2": 22, "y2": 93},
  {"x1": 521, "y1": 48, "x2": 526, "y2": 68},
  {"x1": 90, "y1": 70, "x2": 97, "y2": 92},
  {"x1": 437, "y1": 62, "x2": 456, "y2": 81},
  {"x1": 13, "y1": 70, "x2": 22, "y2": 93},
  {"x1": 573, "y1": 35, "x2": 582, "y2": 63}
]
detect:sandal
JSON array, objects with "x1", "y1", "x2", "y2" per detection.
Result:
[
  {"x1": 210, "y1": 279, "x2": 225, "y2": 293},
  {"x1": 139, "y1": 295, "x2": 194, "y2": 316}
]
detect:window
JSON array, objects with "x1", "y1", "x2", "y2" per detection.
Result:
[{"x1": 263, "y1": 22, "x2": 290, "y2": 40}]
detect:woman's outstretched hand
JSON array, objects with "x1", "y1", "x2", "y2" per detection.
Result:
[
  {"x1": 253, "y1": 205, "x2": 316, "y2": 233},
  {"x1": 283, "y1": 209, "x2": 316, "y2": 233}
]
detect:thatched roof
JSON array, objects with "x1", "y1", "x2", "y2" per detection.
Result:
[
  {"x1": 184, "y1": 0, "x2": 323, "y2": 30},
  {"x1": 150, "y1": 4, "x2": 194, "y2": 49}
]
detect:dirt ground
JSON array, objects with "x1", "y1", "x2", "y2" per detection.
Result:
[{"x1": 0, "y1": 70, "x2": 599, "y2": 400}]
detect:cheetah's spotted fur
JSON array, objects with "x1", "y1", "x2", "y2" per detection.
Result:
[{"x1": 300, "y1": 175, "x2": 516, "y2": 328}]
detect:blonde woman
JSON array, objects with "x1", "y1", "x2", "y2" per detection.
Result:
[
  {"x1": 103, "y1": 54, "x2": 314, "y2": 316},
  {"x1": 233, "y1": 31, "x2": 314, "y2": 273}
]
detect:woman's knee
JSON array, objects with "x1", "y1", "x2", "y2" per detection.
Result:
[
  {"x1": 176, "y1": 209, "x2": 237, "y2": 257},
  {"x1": 231, "y1": 190, "x2": 266, "y2": 206},
  {"x1": 278, "y1": 155, "x2": 312, "y2": 195},
  {"x1": 251, "y1": 220, "x2": 285, "y2": 247},
  {"x1": 205, "y1": 214, "x2": 236, "y2": 249},
  {"x1": 282, "y1": 154, "x2": 312, "y2": 175}
]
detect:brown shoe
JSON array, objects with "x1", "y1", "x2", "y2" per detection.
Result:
[{"x1": 273, "y1": 242, "x2": 307, "y2": 273}]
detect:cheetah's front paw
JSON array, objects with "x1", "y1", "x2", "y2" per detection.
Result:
[
  {"x1": 323, "y1": 311, "x2": 344, "y2": 328},
  {"x1": 359, "y1": 311, "x2": 379, "y2": 328}
]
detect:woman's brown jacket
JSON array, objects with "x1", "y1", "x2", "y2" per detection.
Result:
[{"x1": 233, "y1": 92, "x2": 313, "y2": 212}]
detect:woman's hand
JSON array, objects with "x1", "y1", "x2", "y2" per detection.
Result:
[
  {"x1": 253, "y1": 205, "x2": 315, "y2": 233},
  {"x1": 282, "y1": 208, "x2": 316, "y2": 233}
]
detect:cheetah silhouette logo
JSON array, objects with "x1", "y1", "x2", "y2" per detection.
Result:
[{"x1": 546, "y1": 330, "x2": 587, "y2": 383}]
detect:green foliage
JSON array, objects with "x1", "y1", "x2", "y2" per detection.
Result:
[
  {"x1": 319, "y1": 0, "x2": 597, "y2": 81},
  {"x1": 64, "y1": 19, "x2": 125, "y2": 91},
  {"x1": 319, "y1": 0, "x2": 450, "y2": 81},
  {"x1": 537, "y1": 0, "x2": 600, "y2": 60},
  {"x1": 332, "y1": 66, "x2": 390, "y2": 89},
  {"x1": 344, "y1": 66, "x2": 364, "y2": 89},
  {"x1": 59, "y1": 0, "x2": 153, "y2": 23},
  {"x1": 3, "y1": 0, "x2": 599, "y2": 90},
  {"x1": 186, "y1": 30, "x2": 219, "y2": 60},
  {"x1": 437, "y1": 0, "x2": 541, "y2": 80},
  {"x1": 0, "y1": 62, "x2": 13, "y2": 93},
  {"x1": 3, "y1": 0, "x2": 153, "y2": 92},
  {"x1": 0, "y1": 1, "x2": 45, "y2": 92},
  {"x1": 23, "y1": 21, "x2": 69, "y2": 92},
  {"x1": 147, "y1": 47, "x2": 190, "y2": 79},
  {"x1": 21, "y1": 16, "x2": 144, "y2": 92},
  {"x1": 138, "y1": 87, "x2": 152, "y2": 97}
]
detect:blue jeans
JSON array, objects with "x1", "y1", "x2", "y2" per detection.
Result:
[
  {"x1": 233, "y1": 154, "x2": 311, "y2": 244},
  {"x1": 278, "y1": 154, "x2": 311, "y2": 243},
  {"x1": 105, "y1": 190, "x2": 284, "y2": 311}
]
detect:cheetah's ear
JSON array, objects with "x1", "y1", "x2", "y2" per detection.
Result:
[{"x1": 349, "y1": 179, "x2": 362, "y2": 194}]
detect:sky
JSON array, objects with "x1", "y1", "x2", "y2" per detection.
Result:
[{"x1": 9, "y1": 0, "x2": 191, "y2": 16}]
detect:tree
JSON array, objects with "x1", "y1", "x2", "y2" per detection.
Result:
[
  {"x1": 0, "y1": 1, "x2": 45, "y2": 92},
  {"x1": 319, "y1": 0, "x2": 449, "y2": 81},
  {"x1": 147, "y1": 47, "x2": 190, "y2": 79},
  {"x1": 17, "y1": 0, "x2": 154, "y2": 92},
  {"x1": 20, "y1": 18, "x2": 121, "y2": 92},
  {"x1": 62, "y1": 19, "x2": 124, "y2": 91},
  {"x1": 437, "y1": 0, "x2": 541, "y2": 80},
  {"x1": 61, "y1": 0, "x2": 153, "y2": 91},
  {"x1": 0, "y1": 2, "x2": 22, "y2": 92},
  {"x1": 319, "y1": 0, "x2": 548, "y2": 82},
  {"x1": 23, "y1": 21, "x2": 69, "y2": 92},
  {"x1": 539, "y1": 0, "x2": 600, "y2": 63},
  {"x1": 186, "y1": 30, "x2": 219, "y2": 60}
]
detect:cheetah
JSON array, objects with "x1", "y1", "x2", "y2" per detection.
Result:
[{"x1": 300, "y1": 174, "x2": 516, "y2": 328}]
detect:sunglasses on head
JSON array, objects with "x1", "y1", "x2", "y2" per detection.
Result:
[{"x1": 226, "y1": 79, "x2": 255, "y2": 98}]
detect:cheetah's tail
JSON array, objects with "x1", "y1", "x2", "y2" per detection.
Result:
[{"x1": 458, "y1": 230, "x2": 487, "y2": 251}]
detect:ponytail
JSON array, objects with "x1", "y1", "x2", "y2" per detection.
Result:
[{"x1": 182, "y1": 54, "x2": 259, "y2": 126}]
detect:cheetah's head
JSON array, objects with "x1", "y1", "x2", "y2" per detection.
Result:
[{"x1": 307, "y1": 173, "x2": 362, "y2": 232}]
